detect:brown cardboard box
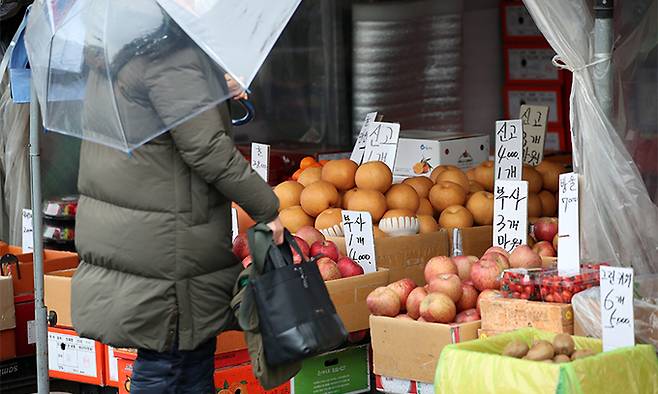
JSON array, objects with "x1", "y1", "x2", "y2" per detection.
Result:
[
  {"x1": 325, "y1": 268, "x2": 390, "y2": 332},
  {"x1": 480, "y1": 297, "x2": 574, "y2": 334},
  {"x1": 449, "y1": 226, "x2": 492, "y2": 257},
  {"x1": 0, "y1": 328, "x2": 16, "y2": 361},
  {"x1": 370, "y1": 315, "x2": 480, "y2": 383},
  {"x1": 330, "y1": 231, "x2": 449, "y2": 285},
  {"x1": 44, "y1": 268, "x2": 76, "y2": 327},
  {"x1": 0, "y1": 276, "x2": 16, "y2": 330},
  {"x1": 2, "y1": 246, "x2": 79, "y2": 296}
]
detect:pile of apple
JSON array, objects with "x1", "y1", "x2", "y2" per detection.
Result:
[
  {"x1": 531, "y1": 217, "x2": 559, "y2": 258},
  {"x1": 231, "y1": 225, "x2": 365, "y2": 281}
]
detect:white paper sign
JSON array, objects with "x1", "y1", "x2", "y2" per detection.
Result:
[
  {"x1": 27, "y1": 320, "x2": 36, "y2": 344},
  {"x1": 600, "y1": 266, "x2": 635, "y2": 351},
  {"x1": 363, "y1": 121, "x2": 400, "y2": 170},
  {"x1": 250, "y1": 142, "x2": 270, "y2": 182},
  {"x1": 231, "y1": 207, "x2": 239, "y2": 242},
  {"x1": 493, "y1": 180, "x2": 528, "y2": 253},
  {"x1": 48, "y1": 331, "x2": 98, "y2": 376},
  {"x1": 107, "y1": 346, "x2": 119, "y2": 381},
  {"x1": 45, "y1": 203, "x2": 60, "y2": 217},
  {"x1": 558, "y1": 172, "x2": 580, "y2": 275},
  {"x1": 22, "y1": 209, "x2": 33, "y2": 253},
  {"x1": 495, "y1": 119, "x2": 523, "y2": 180},
  {"x1": 520, "y1": 105, "x2": 549, "y2": 166},
  {"x1": 341, "y1": 210, "x2": 376, "y2": 273},
  {"x1": 351, "y1": 112, "x2": 378, "y2": 164},
  {"x1": 416, "y1": 382, "x2": 435, "y2": 394}
]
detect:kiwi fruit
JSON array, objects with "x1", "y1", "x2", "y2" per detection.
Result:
[
  {"x1": 525, "y1": 340, "x2": 555, "y2": 361},
  {"x1": 553, "y1": 334, "x2": 575, "y2": 356},
  {"x1": 554, "y1": 354, "x2": 571, "y2": 363},
  {"x1": 571, "y1": 349, "x2": 596, "y2": 360},
  {"x1": 502, "y1": 340, "x2": 530, "y2": 358}
]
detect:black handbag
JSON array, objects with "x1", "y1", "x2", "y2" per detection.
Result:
[{"x1": 247, "y1": 225, "x2": 348, "y2": 366}]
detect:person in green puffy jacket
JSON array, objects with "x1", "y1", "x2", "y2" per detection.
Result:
[{"x1": 71, "y1": 21, "x2": 283, "y2": 394}]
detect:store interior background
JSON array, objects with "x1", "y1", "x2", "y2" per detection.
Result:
[{"x1": 0, "y1": 0, "x2": 655, "y2": 203}]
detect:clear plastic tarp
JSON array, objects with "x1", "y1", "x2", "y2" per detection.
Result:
[
  {"x1": 523, "y1": 0, "x2": 658, "y2": 274},
  {"x1": 24, "y1": 0, "x2": 301, "y2": 152}
]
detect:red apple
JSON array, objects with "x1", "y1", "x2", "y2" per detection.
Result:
[
  {"x1": 387, "y1": 278, "x2": 417, "y2": 308},
  {"x1": 476, "y1": 289, "x2": 501, "y2": 314},
  {"x1": 420, "y1": 293, "x2": 456, "y2": 323},
  {"x1": 453, "y1": 255, "x2": 478, "y2": 282},
  {"x1": 509, "y1": 245, "x2": 542, "y2": 269},
  {"x1": 295, "y1": 225, "x2": 325, "y2": 246},
  {"x1": 395, "y1": 314, "x2": 414, "y2": 320},
  {"x1": 317, "y1": 257, "x2": 342, "y2": 281},
  {"x1": 232, "y1": 233, "x2": 250, "y2": 260},
  {"x1": 367, "y1": 287, "x2": 401, "y2": 317},
  {"x1": 241, "y1": 255, "x2": 252, "y2": 269},
  {"x1": 456, "y1": 283, "x2": 479, "y2": 312},
  {"x1": 534, "y1": 217, "x2": 558, "y2": 242},
  {"x1": 470, "y1": 259, "x2": 504, "y2": 291},
  {"x1": 336, "y1": 257, "x2": 364, "y2": 278},
  {"x1": 553, "y1": 233, "x2": 559, "y2": 252},
  {"x1": 424, "y1": 256, "x2": 458, "y2": 283},
  {"x1": 417, "y1": 316, "x2": 427, "y2": 322},
  {"x1": 405, "y1": 287, "x2": 428, "y2": 319},
  {"x1": 480, "y1": 252, "x2": 510, "y2": 271},
  {"x1": 484, "y1": 246, "x2": 510, "y2": 258},
  {"x1": 347, "y1": 330, "x2": 368, "y2": 343},
  {"x1": 428, "y1": 274, "x2": 463, "y2": 302},
  {"x1": 310, "y1": 240, "x2": 340, "y2": 261},
  {"x1": 291, "y1": 236, "x2": 310, "y2": 264},
  {"x1": 532, "y1": 241, "x2": 556, "y2": 257},
  {"x1": 455, "y1": 308, "x2": 480, "y2": 323}
]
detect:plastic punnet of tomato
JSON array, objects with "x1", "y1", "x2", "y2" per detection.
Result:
[
  {"x1": 540, "y1": 267, "x2": 601, "y2": 304},
  {"x1": 499, "y1": 268, "x2": 543, "y2": 301}
]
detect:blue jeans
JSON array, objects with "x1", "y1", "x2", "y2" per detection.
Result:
[{"x1": 130, "y1": 338, "x2": 216, "y2": 394}]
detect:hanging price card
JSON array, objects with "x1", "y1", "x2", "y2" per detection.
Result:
[
  {"x1": 250, "y1": 142, "x2": 270, "y2": 182},
  {"x1": 231, "y1": 207, "x2": 239, "y2": 242},
  {"x1": 363, "y1": 121, "x2": 400, "y2": 170},
  {"x1": 600, "y1": 266, "x2": 635, "y2": 351},
  {"x1": 495, "y1": 119, "x2": 523, "y2": 180},
  {"x1": 520, "y1": 104, "x2": 549, "y2": 166},
  {"x1": 493, "y1": 180, "x2": 528, "y2": 253},
  {"x1": 22, "y1": 208, "x2": 33, "y2": 252},
  {"x1": 351, "y1": 112, "x2": 378, "y2": 164},
  {"x1": 558, "y1": 172, "x2": 580, "y2": 275},
  {"x1": 341, "y1": 210, "x2": 376, "y2": 273}
]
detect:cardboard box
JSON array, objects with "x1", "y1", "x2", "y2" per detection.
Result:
[
  {"x1": 0, "y1": 329, "x2": 16, "y2": 361},
  {"x1": 325, "y1": 269, "x2": 390, "y2": 332},
  {"x1": 115, "y1": 348, "x2": 137, "y2": 394},
  {"x1": 504, "y1": 85, "x2": 564, "y2": 128},
  {"x1": 370, "y1": 316, "x2": 480, "y2": 383},
  {"x1": 330, "y1": 231, "x2": 450, "y2": 285},
  {"x1": 449, "y1": 226, "x2": 492, "y2": 257},
  {"x1": 1, "y1": 246, "x2": 78, "y2": 297},
  {"x1": 374, "y1": 375, "x2": 435, "y2": 394},
  {"x1": 501, "y1": 1, "x2": 543, "y2": 41},
  {"x1": 291, "y1": 345, "x2": 370, "y2": 394},
  {"x1": 0, "y1": 276, "x2": 16, "y2": 331},
  {"x1": 479, "y1": 297, "x2": 574, "y2": 334},
  {"x1": 104, "y1": 346, "x2": 120, "y2": 388},
  {"x1": 393, "y1": 130, "x2": 490, "y2": 177},
  {"x1": 47, "y1": 327, "x2": 106, "y2": 386},
  {"x1": 44, "y1": 268, "x2": 76, "y2": 328},
  {"x1": 504, "y1": 42, "x2": 561, "y2": 84}
]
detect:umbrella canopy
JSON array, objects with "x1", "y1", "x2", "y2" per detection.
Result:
[{"x1": 24, "y1": 0, "x2": 301, "y2": 152}]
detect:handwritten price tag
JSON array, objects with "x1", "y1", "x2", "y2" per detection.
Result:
[
  {"x1": 600, "y1": 266, "x2": 635, "y2": 351},
  {"x1": 231, "y1": 207, "x2": 239, "y2": 242},
  {"x1": 493, "y1": 180, "x2": 528, "y2": 253},
  {"x1": 520, "y1": 105, "x2": 549, "y2": 166},
  {"x1": 250, "y1": 143, "x2": 270, "y2": 182},
  {"x1": 495, "y1": 119, "x2": 523, "y2": 180},
  {"x1": 22, "y1": 209, "x2": 33, "y2": 253},
  {"x1": 341, "y1": 210, "x2": 376, "y2": 273},
  {"x1": 363, "y1": 121, "x2": 400, "y2": 170},
  {"x1": 558, "y1": 172, "x2": 580, "y2": 275},
  {"x1": 351, "y1": 112, "x2": 378, "y2": 164}
]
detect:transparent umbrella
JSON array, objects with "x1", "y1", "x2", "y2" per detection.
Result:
[{"x1": 24, "y1": 0, "x2": 301, "y2": 152}]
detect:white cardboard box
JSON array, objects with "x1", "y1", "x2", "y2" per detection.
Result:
[{"x1": 393, "y1": 130, "x2": 490, "y2": 178}]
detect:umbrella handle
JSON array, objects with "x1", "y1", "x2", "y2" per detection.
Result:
[{"x1": 231, "y1": 99, "x2": 255, "y2": 126}]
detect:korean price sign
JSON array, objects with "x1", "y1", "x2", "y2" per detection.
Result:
[
  {"x1": 250, "y1": 143, "x2": 270, "y2": 182},
  {"x1": 558, "y1": 172, "x2": 580, "y2": 275},
  {"x1": 520, "y1": 105, "x2": 549, "y2": 166},
  {"x1": 351, "y1": 112, "x2": 378, "y2": 164},
  {"x1": 22, "y1": 208, "x2": 33, "y2": 252},
  {"x1": 493, "y1": 180, "x2": 528, "y2": 253},
  {"x1": 495, "y1": 119, "x2": 523, "y2": 180},
  {"x1": 363, "y1": 121, "x2": 400, "y2": 170},
  {"x1": 341, "y1": 210, "x2": 376, "y2": 273},
  {"x1": 600, "y1": 266, "x2": 635, "y2": 351}
]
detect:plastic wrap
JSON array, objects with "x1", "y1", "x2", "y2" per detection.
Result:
[
  {"x1": 572, "y1": 277, "x2": 658, "y2": 350},
  {"x1": 436, "y1": 328, "x2": 658, "y2": 394},
  {"x1": 522, "y1": 1, "x2": 658, "y2": 274}
]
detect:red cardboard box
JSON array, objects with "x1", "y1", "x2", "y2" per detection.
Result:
[
  {"x1": 14, "y1": 295, "x2": 35, "y2": 357},
  {"x1": 501, "y1": 1, "x2": 544, "y2": 42},
  {"x1": 504, "y1": 42, "x2": 562, "y2": 85},
  {"x1": 504, "y1": 84, "x2": 564, "y2": 128},
  {"x1": 47, "y1": 327, "x2": 106, "y2": 386}
]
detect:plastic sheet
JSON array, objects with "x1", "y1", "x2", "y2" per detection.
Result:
[
  {"x1": 435, "y1": 328, "x2": 658, "y2": 394},
  {"x1": 572, "y1": 278, "x2": 658, "y2": 350},
  {"x1": 523, "y1": 1, "x2": 658, "y2": 274}
]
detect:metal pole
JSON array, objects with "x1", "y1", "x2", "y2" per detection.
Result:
[
  {"x1": 29, "y1": 82, "x2": 50, "y2": 393},
  {"x1": 593, "y1": 0, "x2": 614, "y2": 119}
]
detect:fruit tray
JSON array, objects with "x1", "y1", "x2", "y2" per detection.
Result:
[
  {"x1": 540, "y1": 268, "x2": 601, "y2": 304},
  {"x1": 43, "y1": 196, "x2": 78, "y2": 219},
  {"x1": 500, "y1": 268, "x2": 543, "y2": 301},
  {"x1": 43, "y1": 223, "x2": 75, "y2": 242}
]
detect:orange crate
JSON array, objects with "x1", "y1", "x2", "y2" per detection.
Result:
[
  {"x1": 1, "y1": 246, "x2": 79, "y2": 297},
  {"x1": 47, "y1": 327, "x2": 106, "y2": 386}
]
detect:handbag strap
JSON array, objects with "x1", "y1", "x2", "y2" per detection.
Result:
[{"x1": 247, "y1": 223, "x2": 274, "y2": 275}]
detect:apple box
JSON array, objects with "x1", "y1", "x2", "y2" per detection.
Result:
[
  {"x1": 291, "y1": 345, "x2": 370, "y2": 394},
  {"x1": 479, "y1": 296, "x2": 574, "y2": 334},
  {"x1": 393, "y1": 130, "x2": 490, "y2": 178}
]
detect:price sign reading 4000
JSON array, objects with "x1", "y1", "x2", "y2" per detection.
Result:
[{"x1": 495, "y1": 119, "x2": 523, "y2": 181}]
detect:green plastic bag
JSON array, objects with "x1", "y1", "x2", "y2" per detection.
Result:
[{"x1": 435, "y1": 328, "x2": 658, "y2": 394}]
